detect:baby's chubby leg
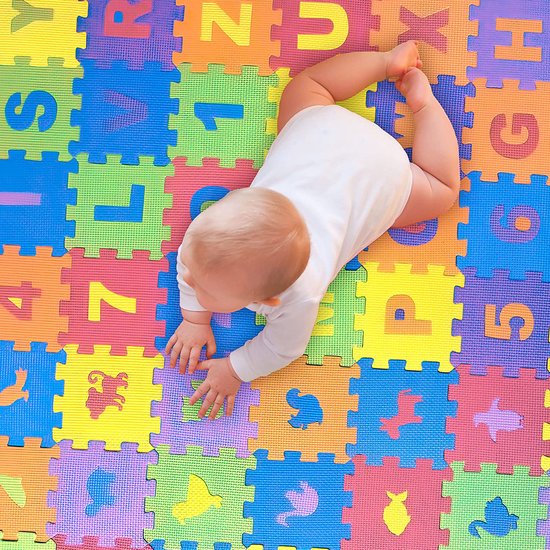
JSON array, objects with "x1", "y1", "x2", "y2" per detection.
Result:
[
  {"x1": 395, "y1": 68, "x2": 460, "y2": 195},
  {"x1": 296, "y1": 41, "x2": 422, "y2": 101}
]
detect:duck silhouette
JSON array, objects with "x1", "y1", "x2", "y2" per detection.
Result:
[
  {"x1": 469, "y1": 496, "x2": 518, "y2": 538},
  {"x1": 172, "y1": 474, "x2": 222, "y2": 524}
]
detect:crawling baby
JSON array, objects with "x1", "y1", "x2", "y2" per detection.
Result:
[{"x1": 165, "y1": 41, "x2": 460, "y2": 419}]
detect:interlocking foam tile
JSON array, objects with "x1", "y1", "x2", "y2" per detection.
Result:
[
  {"x1": 441, "y1": 462, "x2": 549, "y2": 549},
  {"x1": 145, "y1": 445, "x2": 255, "y2": 549},
  {"x1": 304, "y1": 266, "x2": 366, "y2": 367},
  {"x1": 151, "y1": 353, "x2": 259, "y2": 458},
  {"x1": 0, "y1": 0, "x2": 86, "y2": 68},
  {"x1": 249, "y1": 356, "x2": 359, "y2": 463},
  {"x1": 0, "y1": 341, "x2": 64, "y2": 448},
  {"x1": 0, "y1": 59, "x2": 82, "y2": 161},
  {"x1": 468, "y1": 0, "x2": 549, "y2": 89},
  {"x1": 0, "y1": 152, "x2": 77, "y2": 256},
  {"x1": 343, "y1": 456, "x2": 451, "y2": 547},
  {"x1": 53, "y1": 345, "x2": 162, "y2": 452},
  {"x1": 47, "y1": 440, "x2": 156, "y2": 546},
  {"x1": 462, "y1": 80, "x2": 550, "y2": 180},
  {"x1": 66, "y1": 154, "x2": 173, "y2": 260},
  {"x1": 446, "y1": 365, "x2": 549, "y2": 475},
  {"x1": 243, "y1": 450, "x2": 353, "y2": 549},
  {"x1": 76, "y1": 0, "x2": 184, "y2": 71},
  {"x1": 168, "y1": 64, "x2": 278, "y2": 168},
  {"x1": 271, "y1": 0, "x2": 379, "y2": 76},
  {"x1": 354, "y1": 263, "x2": 463, "y2": 370},
  {"x1": 0, "y1": 246, "x2": 71, "y2": 352},
  {"x1": 69, "y1": 60, "x2": 179, "y2": 166},
  {"x1": 458, "y1": 171, "x2": 550, "y2": 281},
  {"x1": 174, "y1": 0, "x2": 280, "y2": 75},
  {"x1": 348, "y1": 359, "x2": 458, "y2": 469},
  {"x1": 0, "y1": 436, "x2": 59, "y2": 542},
  {"x1": 1, "y1": 1, "x2": 550, "y2": 548},
  {"x1": 452, "y1": 268, "x2": 550, "y2": 379}
]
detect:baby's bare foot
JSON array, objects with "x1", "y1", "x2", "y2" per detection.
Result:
[
  {"x1": 386, "y1": 40, "x2": 422, "y2": 81},
  {"x1": 395, "y1": 67, "x2": 435, "y2": 113}
]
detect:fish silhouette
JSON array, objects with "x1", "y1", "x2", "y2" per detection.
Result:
[
  {"x1": 0, "y1": 474, "x2": 26, "y2": 507},
  {"x1": 383, "y1": 491, "x2": 411, "y2": 535},
  {"x1": 473, "y1": 398, "x2": 523, "y2": 442},
  {"x1": 276, "y1": 480, "x2": 319, "y2": 527},
  {"x1": 469, "y1": 496, "x2": 518, "y2": 538},
  {"x1": 172, "y1": 474, "x2": 222, "y2": 524}
]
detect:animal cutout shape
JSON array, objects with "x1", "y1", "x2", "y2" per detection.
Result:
[
  {"x1": 0, "y1": 368, "x2": 29, "y2": 406},
  {"x1": 85, "y1": 468, "x2": 116, "y2": 516},
  {"x1": 383, "y1": 491, "x2": 411, "y2": 536},
  {"x1": 172, "y1": 473, "x2": 222, "y2": 524},
  {"x1": 473, "y1": 398, "x2": 524, "y2": 442},
  {"x1": 469, "y1": 496, "x2": 519, "y2": 538},
  {"x1": 286, "y1": 388, "x2": 323, "y2": 429},
  {"x1": 380, "y1": 389, "x2": 423, "y2": 439},
  {"x1": 85, "y1": 370, "x2": 128, "y2": 419},
  {"x1": 276, "y1": 480, "x2": 319, "y2": 527},
  {"x1": 0, "y1": 474, "x2": 26, "y2": 507}
]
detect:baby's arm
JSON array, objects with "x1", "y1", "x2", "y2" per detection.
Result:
[{"x1": 229, "y1": 299, "x2": 320, "y2": 382}]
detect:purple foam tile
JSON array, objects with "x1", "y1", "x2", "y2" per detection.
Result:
[
  {"x1": 151, "y1": 353, "x2": 259, "y2": 458},
  {"x1": 468, "y1": 0, "x2": 549, "y2": 89},
  {"x1": 47, "y1": 439, "x2": 157, "y2": 546},
  {"x1": 77, "y1": 0, "x2": 183, "y2": 70}
]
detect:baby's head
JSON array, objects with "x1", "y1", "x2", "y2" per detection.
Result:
[{"x1": 179, "y1": 187, "x2": 310, "y2": 313}]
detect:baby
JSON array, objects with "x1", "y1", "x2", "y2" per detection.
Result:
[{"x1": 165, "y1": 41, "x2": 460, "y2": 419}]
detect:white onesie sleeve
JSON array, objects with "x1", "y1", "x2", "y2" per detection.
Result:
[{"x1": 229, "y1": 298, "x2": 320, "y2": 382}]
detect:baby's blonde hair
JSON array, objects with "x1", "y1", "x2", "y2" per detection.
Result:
[{"x1": 184, "y1": 187, "x2": 310, "y2": 300}]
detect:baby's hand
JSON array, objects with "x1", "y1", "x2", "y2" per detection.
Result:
[
  {"x1": 386, "y1": 40, "x2": 423, "y2": 81},
  {"x1": 190, "y1": 357, "x2": 242, "y2": 418},
  {"x1": 165, "y1": 319, "x2": 217, "y2": 374}
]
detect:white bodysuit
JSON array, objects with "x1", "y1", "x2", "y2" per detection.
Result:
[{"x1": 177, "y1": 104, "x2": 413, "y2": 382}]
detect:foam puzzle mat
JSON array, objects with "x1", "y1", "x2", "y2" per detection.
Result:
[{"x1": 0, "y1": 0, "x2": 549, "y2": 548}]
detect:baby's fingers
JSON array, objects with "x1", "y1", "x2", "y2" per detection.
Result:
[
  {"x1": 188, "y1": 346, "x2": 201, "y2": 374},
  {"x1": 169, "y1": 340, "x2": 182, "y2": 368},
  {"x1": 178, "y1": 345, "x2": 190, "y2": 374}
]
